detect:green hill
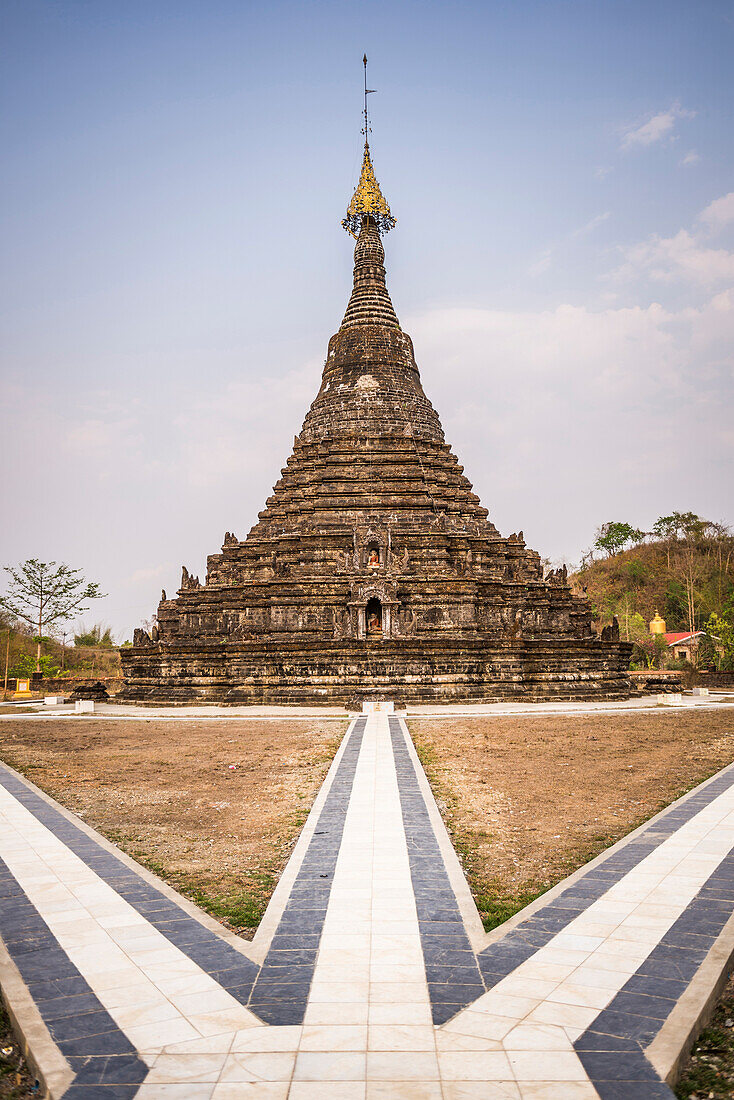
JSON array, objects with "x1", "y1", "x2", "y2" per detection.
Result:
[{"x1": 570, "y1": 515, "x2": 734, "y2": 669}]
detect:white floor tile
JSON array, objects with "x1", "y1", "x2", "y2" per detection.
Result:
[
  {"x1": 293, "y1": 1051, "x2": 367, "y2": 1080},
  {"x1": 366, "y1": 1051, "x2": 440, "y2": 1080},
  {"x1": 507, "y1": 1050, "x2": 589, "y2": 1081}
]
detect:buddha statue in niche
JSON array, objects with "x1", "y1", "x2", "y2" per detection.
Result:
[
  {"x1": 367, "y1": 547, "x2": 380, "y2": 569},
  {"x1": 366, "y1": 598, "x2": 383, "y2": 635}
]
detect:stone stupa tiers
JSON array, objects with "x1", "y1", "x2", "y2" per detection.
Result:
[{"x1": 121, "y1": 72, "x2": 632, "y2": 705}]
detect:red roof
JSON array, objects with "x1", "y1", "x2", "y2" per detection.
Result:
[{"x1": 664, "y1": 632, "x2": 704, "y2": 645}]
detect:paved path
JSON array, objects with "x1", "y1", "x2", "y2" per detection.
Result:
[{"x1": 1, "y1": 710, "x2": 734, "y2": 1098}]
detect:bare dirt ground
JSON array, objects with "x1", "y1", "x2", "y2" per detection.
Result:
[
  {"x1": 410, "y1": 707, "x2": 734, "y2": 929},
  {"x1": 0, "y1": 718, "x2": 347, "y2": 937}
]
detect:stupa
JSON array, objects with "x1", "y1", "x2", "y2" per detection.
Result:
[{"x1": 120, "y1": 74, "x2": 631, "y2": 705}]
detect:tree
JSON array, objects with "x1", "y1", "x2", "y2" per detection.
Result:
[
  {"x1": 664, "y1": 516, "x2": 716, "y2": 638},
  {"x1": 632, "y1": 632, "x2": 668, "y2": 670},
  {"x1": 0, "y1": 560, "x2": 106, "y2": 672},
  {"x1": 74, "y1": 623, "x2": 114, "y2": 648},
  {"x1": 652, "y1": 512, "x2": 707, "y2": 542},
  {"x1": 706, "y1": 601, "x2": 734, "y2": 671},
  {"x1": 11, "y1": 653, "x2": 61, "y2": 679},
  {"x1": 593, "y1": 522, "x2": 646, "y2": 558},
  {"x1": 652, "y1": 512, "x2": 714, "y2": 568}
]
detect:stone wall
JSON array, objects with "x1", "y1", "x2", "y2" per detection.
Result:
[
  {"x1": 628, "y1": 670, "x2": 685, "y2": 694},
  {"x1": 691, "y1": 670, "x2": 734, "y2": 690},
  {"x1": 31, "y1": 677, "x2": 124, "y2": 695}
]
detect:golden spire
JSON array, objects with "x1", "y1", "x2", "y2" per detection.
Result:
[
  {"x1": 649, "y1": 609, "x2": 667, "y2": 635},
  {"x1": 342, "y1": 56, "x2": 396, "y2": 238}
]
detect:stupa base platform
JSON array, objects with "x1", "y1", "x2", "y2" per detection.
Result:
[{"x1": 120, "y1": 637, "x2": 633, "y2": 706}]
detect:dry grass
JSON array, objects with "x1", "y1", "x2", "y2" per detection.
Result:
[
  {"x1": 410, "y1": 707, "x2": 734, "y2": 928},
  {"x1": 0, "y1": 718, "x2": 347, "y2": 936}
]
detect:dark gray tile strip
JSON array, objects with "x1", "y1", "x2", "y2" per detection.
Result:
[
  {"x1": 0, "y1": 761, "x2": 261, "y2": 1010},
  {"x1": 394, "y1": 716, "x2": 734, "y2": 1033},
  {"x1": 574, "y1": 843, "x2": 734, "y2": 1098},
  {"x1": 476, "y1": 763, "x2": 734, "y2": 990},
  {"x1": 388, "y1": 717, "x2": 486, "y2": 1024},
  {"x1": 0, "y1": 717, "x2": 365, "y2": 1033},
  {"x1": 249, "y1": 717, "x2": 367, "y2": 1024},
  {"x1": 0, "y1": 856, "x2": 148, "y2": 1097}
]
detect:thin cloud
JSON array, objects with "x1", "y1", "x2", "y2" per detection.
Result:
[
  {"x1": 618, "y1": 230, "x2": 734, "y2": 286},
  {"x1": 680, "y1": 150, "x2": 700, "y2": 166},
  {"x1": 529, "y1": 214, "x2": 610, "y2": 277},
  {"x1": 699, "y1": 191, "x2": 734, "y2": 231},
  {"x1": 613, "y1": 191, "x2": 734, "y2": 287},
  {"x1": 620, "y1": 102, "x2": 695, "y2": 150},
  {"x1": 126, "y1": 565, "x2": 170, "y2": 585},
  {"x1": 408, "y1": 289, "x2": 733, "y2": 563},
  {"x1": 571, "y1": 211, "x2": 611, "y2": 238},
  {"x1": 528, "y1": 249, "x2": 552, "y2": 277}
]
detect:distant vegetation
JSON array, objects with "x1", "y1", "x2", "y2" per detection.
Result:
[
  {"x1": 74, "y1": 623, "x2": 115, "y2": 648},
  {"x1": 0, "y1": 559, "x2": 105, "y2": 673},
  {"x1": 572, "y1": 512, "x2": 734, "y2": 671},
  {"x1": 1, "y1": 613, "x2": 120, "y2": 683}
]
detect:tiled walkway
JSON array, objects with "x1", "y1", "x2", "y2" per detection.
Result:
[{"x1": 1, "y1": 709, "x2": 734, "y2": 1097}]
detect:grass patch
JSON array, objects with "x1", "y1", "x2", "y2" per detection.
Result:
[
  {"x1": 676, "y1": 971, "x2": 734, "y2": 1098},
  {"x1": 0, "y1": 1000, "x2": 38, "y2": 1099},
  {"x1": 474, "y1": 888, "x2": 549, "y2": 932},
  {"x1": 107, "y1": 842, "x2": 278, "y2": 937}
]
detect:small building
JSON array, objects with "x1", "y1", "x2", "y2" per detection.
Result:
[
  {"x1": 664, "y1": 631, "x2": 710, "y2": 664},
  {"x1": 648, "y1": 613, "x2": 717, "y2": 667}
]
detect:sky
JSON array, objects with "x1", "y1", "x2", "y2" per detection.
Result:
[{"x1": 1, "y1": 0, "x2": 733, "y2": 642}]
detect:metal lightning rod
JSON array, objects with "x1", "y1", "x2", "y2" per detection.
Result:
[{"x1": 362, "y1": 54, "x2": 376, "y2": 142}]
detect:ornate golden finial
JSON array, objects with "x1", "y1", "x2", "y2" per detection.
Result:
[{"x1": 342, "y1": 56, "x2": 396, "y2": 238}]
